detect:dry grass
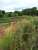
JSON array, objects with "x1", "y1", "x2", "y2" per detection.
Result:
[{"x1": 0, "y1": 22, "x2": 16, "y2": 38}]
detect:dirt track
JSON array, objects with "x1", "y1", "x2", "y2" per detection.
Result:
[
  {"x1": 5, "y1": 22, "x2": 16, "y2": 32},
  {"x1": 0, "y1": 21, "x2": 16, "y2": 38},
  {"x1": 4, "y1": 21, "x2": 16, "y2": 36}
]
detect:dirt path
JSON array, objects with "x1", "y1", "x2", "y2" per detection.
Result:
[
  {"x1": 5, "y1": 22, "x2": 16, "y2": 32},
  {"x1": 0, "y1": 21, "x2": 16, "y2": 39},
  {"x1": 4, "y1": 22, "x2": 16, "y2": 36}
]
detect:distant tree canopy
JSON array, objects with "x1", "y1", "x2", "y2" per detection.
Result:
[
  {"x1": 0, "y1": 7, "x2": 38, "y2": 18},
  {"x1": 14, "y1": 11, "x2": 22, "y2": 16},
  {"x1": 0, "y1": 10, "x2": 5, "y2": 18},
  {"x1": 22, "y1": 7, "x2": 38, "y2": 16},
  {"x1": 13, "y1": 7, "x2": 38, "y2": 16},
  {"x1": 8, "y1": 12, "x2": 13, "y2": 17}
]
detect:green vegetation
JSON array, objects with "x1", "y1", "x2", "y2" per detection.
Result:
[
  {"x1": 0, "y1": 7, "x2": 38, "y2": 50},
  {"x1": 0, "y1": 7, "x2": 38, "y2": 18},
  {"x1": 0, "y1": 16, "x2": 38, "y2": 50}
]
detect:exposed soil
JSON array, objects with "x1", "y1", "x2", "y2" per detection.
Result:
[{"x1": 0, "y1": 21, "x2": 16, "y2": 38}]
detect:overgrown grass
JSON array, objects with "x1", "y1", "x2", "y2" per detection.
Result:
[{"x1": 0, "y1": 16, "x2": 38, "y2": 50}]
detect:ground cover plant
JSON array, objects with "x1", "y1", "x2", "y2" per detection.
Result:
[{"x1": 0, "y1": 16, "x2": 38, "y2": 50}]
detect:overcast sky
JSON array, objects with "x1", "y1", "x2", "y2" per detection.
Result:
[{"x1": 0, "y1": 0, "x2": 38, "y2": 12}]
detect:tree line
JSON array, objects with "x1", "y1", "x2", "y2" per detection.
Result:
[{"x1": 0, "y1": 7, "x2": 38, "y2": 18}]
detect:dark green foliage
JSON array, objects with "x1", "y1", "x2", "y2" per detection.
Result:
[
  {"x1": 8, "y1": 12, "x2": 13, "y2": 17},
  {"x1": 22, "y1": 34, "x2": 29, "y2": 42},
  {"x1": 0, "y1": 10, "x2": 3, "y2": 17},
  {"x1": 14, "y1": 11, "x2": 22, "y2": 16},
  {"x1": 0, "y1": 7, "x2": 38, "y2": 18},
  {"x1": 23, "y1": 26, "x2": 28, "y2": 33},
  {"x1": 22, "y1": 7, "x2": 38, "y2": 16},
  {"x1": 2, "y1": 10, "x2": 5, "y2": 14},
  {"x1": 23, "y1": 25, "x2": 32, "y2": 33},
  {"x1": 32, "y1": 37, "x2": 38, "y2": 50},
  {"x1": 0, "y1": 10, "x2": 5, "y2": 17},
  {"x1": 0, "y1": 14, "x2": 3, "y2": 17}
]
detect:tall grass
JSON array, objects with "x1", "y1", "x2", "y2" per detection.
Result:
[{"x1": 0, "y1": 16, "x2": 38, "y2": 50}]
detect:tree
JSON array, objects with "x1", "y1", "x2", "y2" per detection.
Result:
[
  {"x1": 22, "y1": 7, "x2": 37, "y2": 16},
  {"x1": 14, "y1": 11, "x2": 22, "y2": 16},
  {"x1": 2, "y1": 10, "x2": 5, "y2": 14},
  {"x1": 8, "y1": 12, "x2": 13, "y2": 17},
  {"x1": 31, "y1": 7, "x2": 37, "y2": 16},
  {"x1": 0, "y1": 10, "x2": 3, "y2": 18}
]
